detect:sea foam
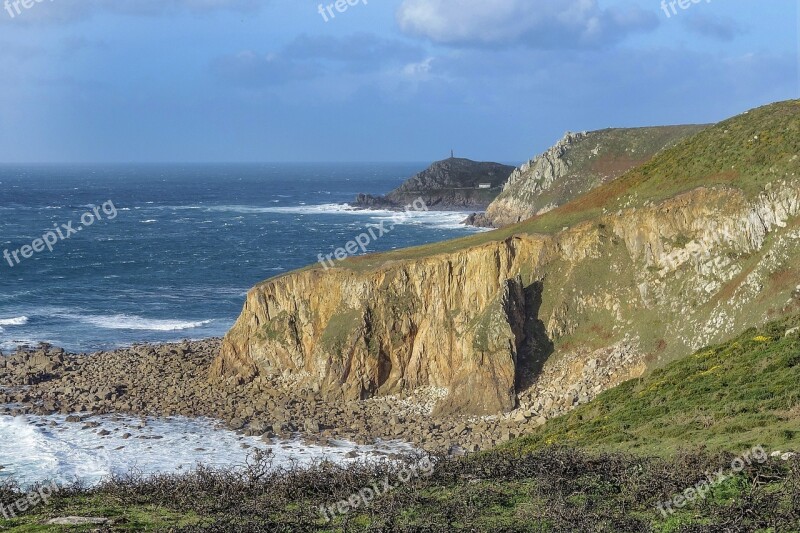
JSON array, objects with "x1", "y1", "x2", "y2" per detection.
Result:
[
  {"x1": 0, "y1": 316, "x2": 29, "y2": 327},
  {"x1": 56, "y1": 313, "x2": 212, "y2": 332},
  {"x1": 0, "y1": 414, "x2": 415, "y2": 488}
]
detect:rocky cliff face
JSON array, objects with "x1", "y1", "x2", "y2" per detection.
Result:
[
  {"x1": 212, "y1": 236, "x2": 545, "y2": 415},
  {"x1": 213, "y1": 180, "x2": 800, "y2": 415},
  {"x1": 353, "y1": 158, "x2": 515, "y2": 210},
  {"x1": 214, "y1": 101, "x2": 799, "y2": 418},
  {"x1": 474, "y1": 126, "x2": 707, "y2": 227}
]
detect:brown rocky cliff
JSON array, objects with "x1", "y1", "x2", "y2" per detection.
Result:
[
  {"x1": 212, "y1": 182, "x2": 800, "y2": 416},
  {"x1": 213, "y1": 236, "x2": 550, "y2": 416}
]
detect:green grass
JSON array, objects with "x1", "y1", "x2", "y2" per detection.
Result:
[
  {"x1": 506, "y1": 315, "x2": 800, "y2": 456},
  {"x1": 0, "y1": 499, "x2": 207, "y2": 531},
  {"x1": 493, "y1": 124, "x2": 709, "y2": 219}
]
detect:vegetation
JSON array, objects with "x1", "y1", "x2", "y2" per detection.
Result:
[
  {"x1": 1, "y1": 447, "x2": 798, "y2": 532},
  {"x1": 493, "y1": 124, "x2": 708, "y2": 219},
  {"x1": 3, "y1": 316, "x2": 800, "y2": 531},
  {"x1": 507, "y1": 314, "x2": 800, "y2": 456}
]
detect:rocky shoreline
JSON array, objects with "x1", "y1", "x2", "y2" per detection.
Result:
[{"x1": 0, "y1": 339, "x2": 636, "y2": 455}]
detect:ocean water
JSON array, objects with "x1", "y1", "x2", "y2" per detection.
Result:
[
  {"x1": 0, "y1": 164, "x2": 480, "y2": 485},
  {"x1": 0, "y1": 163, "x2": 483, "y2": 353},
  {"x1": 0, "y1": 414, "x2": 415, "y2": 488}
]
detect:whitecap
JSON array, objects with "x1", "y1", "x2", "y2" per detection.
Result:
[
  {"x1": 54, "y1": 313, "x2": 212, "y2": 332},
  {"x1": 0, "y1": 316, "x2": 28, "y2": 327},
  {"x1": 0, "y1": 414, "x2": 416, "y2": 489}
]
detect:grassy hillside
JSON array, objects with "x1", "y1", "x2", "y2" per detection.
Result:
[
  {"x1": 507, "y1": 314, "x2": 800, "y2": 456},
  {"x1": 522, "y1": 99, "x2": 800, "y2": 234},
  {"x1": 487, "y1": 125, "x2": 707, "y2": 226},
  {"x1": 3, "y1": 317, "x2": 799, "y2": 531}
]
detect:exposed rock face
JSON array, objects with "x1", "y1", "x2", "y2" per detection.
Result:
[
  {"x1": 472, "y1": 126, "x2": 707, "y2": 227},
  {"x1": 213, "y1": 238, "x2": 544, "y2": 416},
  {"x1": 213, "y1": 181, "x2": 800, "y2": 415},
  {"x1": 353, "y1": 158, "x2": 515, "y2": 211}
]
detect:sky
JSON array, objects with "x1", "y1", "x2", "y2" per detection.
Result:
[{"x1": 0, "y1": 0, "x2": 797, "y2": 164}]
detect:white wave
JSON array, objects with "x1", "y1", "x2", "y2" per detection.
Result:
[
  {"x1": 369, "y1": 210, "x2": 482, "y2": 231},
  {"x1": 0, "y1": 414, "x2": 416, "y2": 488},
  {"x1": 207, "y1": 203, "x2": 359, "y2": 215},
  {"x1": 0, "y1": 338, "x2": 48, "y2": 352},
  {"x1": 56, "y1": 313, "x2": 212, "y2": 331},
  {"x1": 147, "y1": 203, "x2": 482, "y2": 231},
  {"x1": 195, "y1": 204, "x2": 485, "y2": 231},
  {"x1": 0, "y1": 316, "x2": 28, "y2": 327},
  {"x1": 140, "y1": 219, "x2": 157, "y2": 224}
]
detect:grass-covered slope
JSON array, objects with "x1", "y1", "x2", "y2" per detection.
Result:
[
  {"x1": 522, "y1": 98, "x2": 800, "y2": 234},
  {"x1": 485, "y1": 125, "x2": 707, "y2": 227},
  {"x1": 507, "y1": 314, "x2": 800, "y2": 456}
]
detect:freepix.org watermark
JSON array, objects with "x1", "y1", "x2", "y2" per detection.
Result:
[
  {"x1": 656, "y1": 445, "x2": 767, "y2": 517},
  {"x1": 4, "y1": 0, "x2": 54, "y2": 19},
  {"x1": 319, "y1": 456, "x2": 434, "y2": 523},
  {"x1": 3, "y1": 201, "x2": 118, "y2": 268},
  {"x1": 661, "y1": 0, "x2": 711, "y2": 18},
  {"x1": 317, "y1": 198, "x2": 428, "y2": 270},
  {"x1": 317, "y1": 0, "x2": 367, "y2": 23},
  {"x1": 1, "y1": 481, "x2": 58, "y2": 519}
]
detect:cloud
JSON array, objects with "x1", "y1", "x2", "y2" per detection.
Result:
[
  {"x1": 0, "y1": 0, "x2": 261, "y2": 23},
  {"x1": 682, "y1": 14, "x2": 744, "y2": 41},
  {"x1": 396, "y1": 0, "x2": 659, "y2": 48},
  {"x1": 402, "y1": 57, "x2": 435, "y2": 78},
  {"x1": 212, "y1": 33, "x2": 427, "y2": 86}
]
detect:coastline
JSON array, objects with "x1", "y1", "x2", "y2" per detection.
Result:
[
  {"x1": 0, "y1": 340, "x2": 544, "y2": 457},
  {"x1": 1, "y1": 328, "x2": 638, "y2": 462}
]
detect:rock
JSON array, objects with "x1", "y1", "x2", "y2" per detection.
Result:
[
  {"x1": 354, "y1": 159, "x2": 515, "y2": 211},
  {"x1": 46, "y1": 517, "x2": 111, "y2": 526},
  {"x1": 228, "y1": 418, "x2": 245, "y2": 430},
  {"x1": 481, "y1": 127, "x2": 703, "y2": 227},
  {"x1": 214, "y1": 269, "x2": 529, "y2": 416}
]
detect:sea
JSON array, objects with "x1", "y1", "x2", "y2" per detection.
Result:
[{"x1": 0, "y1": 163, "x2": 484, "y2": 487}]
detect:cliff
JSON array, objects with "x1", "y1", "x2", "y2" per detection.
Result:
[
  {"x1": 353, "y1": 158, "x2": 515, "y2": 210},
  {"x1": 213, "y1": 101, "x2": 800, "y2": 417},
  {"x1": 469, "y1": 125, "x2": 707, "y2": 227}
]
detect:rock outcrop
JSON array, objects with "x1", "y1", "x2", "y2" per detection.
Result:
[
  {"x1": 213, "y1": 101, "x2": 800, "y2": 417},
  {"x1": 470, "y1": 125, "x2": 707, "y2": 227},
  {"x1": 353, "y1": 158, "x2": 515, "y2": 210},
  {"x1": 214, "y1": 180, "x2": 800, "y2": 415}
]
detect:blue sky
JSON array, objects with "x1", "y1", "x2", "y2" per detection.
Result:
[{"x1": 0, "y1": 0, "x2": 797, "y2": 163}]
